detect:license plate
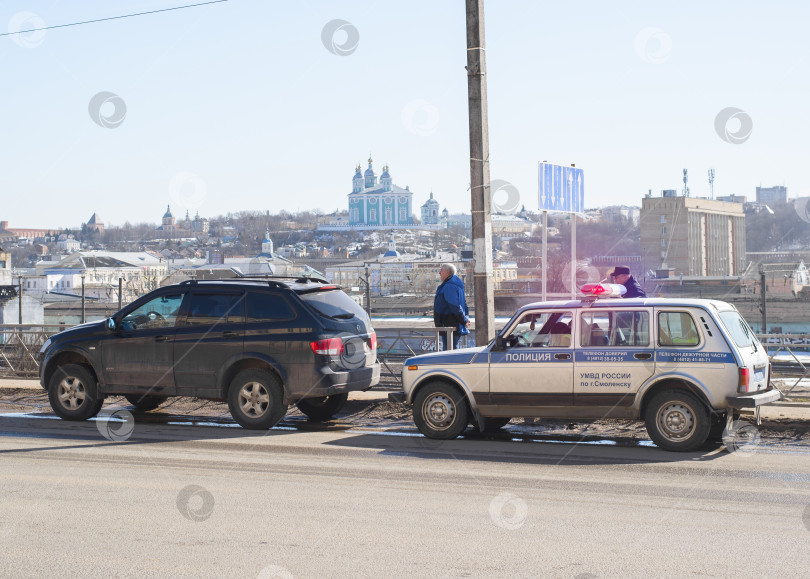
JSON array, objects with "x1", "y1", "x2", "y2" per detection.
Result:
[{"x1": 754, "y1": 369, "x2": 766, "y2": 381}]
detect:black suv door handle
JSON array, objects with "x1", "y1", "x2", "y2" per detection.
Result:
[
  {"x1": 554, "y1": 353, "x2": 571, "y2": 360},
  {"x1": 634, "y1": 352, "x2": 652, "y2": 360},
  {"x1": 223, "y1": 331, "x2": 239, "y2": 338},
  {"x1": 154, "y1": 335, "x2": 170, "y2": 342}
]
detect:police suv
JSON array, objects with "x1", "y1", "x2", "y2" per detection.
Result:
[{"x1": 392, "y1": 284, "x2": 780, "y2": 451}]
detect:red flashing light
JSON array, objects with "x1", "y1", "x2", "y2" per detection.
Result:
[
  {"x1": 369, "y1": 332, "x2": 377, "y2": 351},
  {"x1": 580, "y1": 283, "x2": 626, "y2": 298},
  {"x1": 310, "y1": 338, "x2": 344, "y2": 356}
]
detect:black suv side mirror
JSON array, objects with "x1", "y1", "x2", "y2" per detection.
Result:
[{"x1": 106, "y1": 318, "x2": 117, "y2": 331}]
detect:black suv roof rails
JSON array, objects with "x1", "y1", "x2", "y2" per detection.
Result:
[{"x1": 179, "y1": 278, "x2": 287, "y2": 289}]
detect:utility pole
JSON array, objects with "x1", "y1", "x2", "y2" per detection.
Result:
[
  {"x1": 465, "y1": 0, "x2": 495, "y2": 345},
  {"x1": 363, "y1": 264, "x2": 371, "y2": 317},
  {"x1": 118, "y1": 277, "x2": 123, "y2": 310},
  {"x1": 81, "y1": 272, "x2": 86, "y2": 324}
]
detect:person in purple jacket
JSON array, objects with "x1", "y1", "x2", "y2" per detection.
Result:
[{"x1": 433, "y1": 263, "x2": 470, "y2": 350}]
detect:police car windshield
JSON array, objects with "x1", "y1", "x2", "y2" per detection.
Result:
[{"x1": 718, "y1": 311, "x2": 757, "y2": 349}]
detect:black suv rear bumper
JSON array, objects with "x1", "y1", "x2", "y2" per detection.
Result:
[{"x1": 313, "y1": 363, "x2": 381, "y2": 397}]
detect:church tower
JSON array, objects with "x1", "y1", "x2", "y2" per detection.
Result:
[
  {"x1": 261, "y1": 228, "x2": 274, "y2": 255},
  {"x1": 364, "y1": 155, "x2": 377, "y2": 188}
]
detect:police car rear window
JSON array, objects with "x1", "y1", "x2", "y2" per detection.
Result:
[
  {"x1": 718, "y1": 311, "x2": 756, "y2": 348},
  {"x1": 580, "y1": 311, "x2": 649, "y2": 347},
  {"x1": 658, "y1": 312, "x2": 700, "y2": 346}
]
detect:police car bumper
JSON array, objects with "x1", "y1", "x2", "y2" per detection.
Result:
[{"x1": 727, "y1": 386, "x2": 782, "y2": 409}]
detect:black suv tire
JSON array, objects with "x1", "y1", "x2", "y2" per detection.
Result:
[
  {"x1": 48, "y1": 363, "x2": 103, "y2": 421},
  {"x1": 296, "y1": 393, "x2": 349, "y2": 421},
  {"x1": 125, "y1": 394, "x2": 166, "y2": 412},
  {"x1": 227, "y1": 369, "x2": 286, "y2": 430}
]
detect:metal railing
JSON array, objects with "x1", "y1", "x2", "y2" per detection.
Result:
[
  {"x1": 375, "y1": 326, "x2": 458, "y2": 385},
  {"x1": 757, "y1": 333, "x2": 810, "y2": 400},
  {"x1": 0, "y1": 325, "x2": 66, "y2": 378}
]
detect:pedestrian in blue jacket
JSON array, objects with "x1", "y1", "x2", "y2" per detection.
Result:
[{"x1": 433, "y1": 263, "x2": 470, "y2": 350}]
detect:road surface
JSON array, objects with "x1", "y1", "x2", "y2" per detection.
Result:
[{"x1": 1, "y1": 408, "x2": 810, "y2": 578}]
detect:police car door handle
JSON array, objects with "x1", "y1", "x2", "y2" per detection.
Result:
[
  {"x1": 634, "y1": 352, "x2": 652, "y2": 360},
  {"x1": 554, "y1": 353, "x2": 571, "y2": 360}
]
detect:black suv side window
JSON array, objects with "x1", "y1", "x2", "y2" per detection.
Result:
[
  {"x1": 246, "y1": 291, "x2": 296, "y2": 322},
  {"x1": 121, "y1": 293, "x2": 184, "y2": 330},
  {"x1": 184, "y1": 292, "x2": 245, "y2": 326}
]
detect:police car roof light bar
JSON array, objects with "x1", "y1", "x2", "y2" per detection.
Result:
[{"x1": 580, "y1": 283, "x2": 627, "y2": 299}]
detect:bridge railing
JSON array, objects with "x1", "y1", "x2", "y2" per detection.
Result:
[
  {"x1": 757, "y1": 334, "x2": 810, "y2": 400},
  {"x1": 0, "y1": 325, "x2": 67, "y2": 378}
]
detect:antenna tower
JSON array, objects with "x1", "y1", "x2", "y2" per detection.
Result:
[
  {"x1": 682, "y1": 168, "x2": 690, "y2": 197},
  {"x1": 708, "y1": 168, "x2": 715, "y2": 200}
]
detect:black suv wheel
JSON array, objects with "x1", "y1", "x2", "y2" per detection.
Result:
[
  {"x1": 227, "y1": 369, "x2": 286, "y2": 429},
  {"x1": 48, "y1": 364, "x2": 103, "y2": 421}
]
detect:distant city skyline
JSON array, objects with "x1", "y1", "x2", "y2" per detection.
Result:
[{"x1": 3, "y1": 1, "x2": 810, "y2": 229}]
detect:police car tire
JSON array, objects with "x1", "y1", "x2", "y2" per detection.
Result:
[
  {"x1": 296, "y1": 393, "x2": 349, "y2": 421},
  {"x1": 413, "y1": 382, "x2": 469, "y2": 440},
  {"x1": 644, "y1": 390, "x2": 711, "y2": 452}
]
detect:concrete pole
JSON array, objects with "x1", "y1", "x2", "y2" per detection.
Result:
[
  {"x1": 81, "y1": 274, "x2": 86, "y2": 324},
  {"x1": 18, "y1": 276, "x2": 22, "y2": 324},
  {"x1": 118, "y1": 277, "x2": 123, "y2": 310},
  {"x1": 760, "y1": 268, "x2": 767, "y2": 333},
  {"x1": 542, "y1": 211, "x2": 548, "y2": 302},
  {"x1": 465, "y1": 0, "x2": 495, "y2": 345}
]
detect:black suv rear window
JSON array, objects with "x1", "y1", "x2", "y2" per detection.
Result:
[
  {"x1": 300, "y1": 289, "x2": 369, "y2": 323},
  {"x1": 246, "y1": 291, "x2": 296, "y2": 322}
]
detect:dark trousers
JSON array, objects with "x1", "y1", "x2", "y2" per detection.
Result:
[{"x1": 439, "y1": 331, "x2": 461, "y2": 351}]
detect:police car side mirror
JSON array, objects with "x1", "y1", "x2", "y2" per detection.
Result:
[{"x1": 494, "y1": 335, "x2": 505, "y2": 350}]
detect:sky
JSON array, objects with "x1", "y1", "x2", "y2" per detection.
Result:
[{"x1": 2, "y1": 0, "x2": 809, "y2": 229}]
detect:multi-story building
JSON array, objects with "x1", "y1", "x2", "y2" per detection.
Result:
[
  {"x1": 756, "y1": 185, "x2": 787, "y2": 206},
  {"x1": 640, "y1": 196, "x2": 746, "y2": 277},
  {"x1": 601, "y1": 205, "x2": 640, "y2": 226}
]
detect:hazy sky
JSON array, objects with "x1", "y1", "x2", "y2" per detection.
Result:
[{"x1": 2, "y1": 0, "x2": 809, "y2": 229}]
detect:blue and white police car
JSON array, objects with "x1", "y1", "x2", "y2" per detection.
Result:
[{"x1": 392, "y1": 284, "x2": 780, "y2": 451}]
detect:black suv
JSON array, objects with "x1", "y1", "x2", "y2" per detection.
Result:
[{"x1": 38, "y1": 277, "x2": 380, "y2": 429}]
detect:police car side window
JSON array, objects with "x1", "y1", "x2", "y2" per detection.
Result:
[
  {"x1": 658, "y1": 312, "x2": 700, "y2": 347},
  {"x1": 505, "y1": 311, "x2": 572, "y2": 348},
  {"x1": 580, "y1": 311, "x2": 649, "y2": 347}
]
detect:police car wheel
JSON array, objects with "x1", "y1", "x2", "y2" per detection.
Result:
[
  {"x1": 413, "y1": 382, "x2": 469, "y2": 440},
  {"x1": 644, "y1": 391, "x2": 710, "y2": 452}
]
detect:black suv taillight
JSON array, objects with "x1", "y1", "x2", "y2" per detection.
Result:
[{"x1": 310, "y1": 338, "x2": 343, "y2": 356}]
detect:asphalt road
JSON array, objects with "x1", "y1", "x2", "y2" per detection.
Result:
[{"x1": 2, "y1": 409, "x2": 810, "y2": 579}]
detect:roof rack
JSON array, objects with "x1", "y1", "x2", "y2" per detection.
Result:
[{"x1": 179, "y1": 278, "x2": 287, "y2": 288}]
